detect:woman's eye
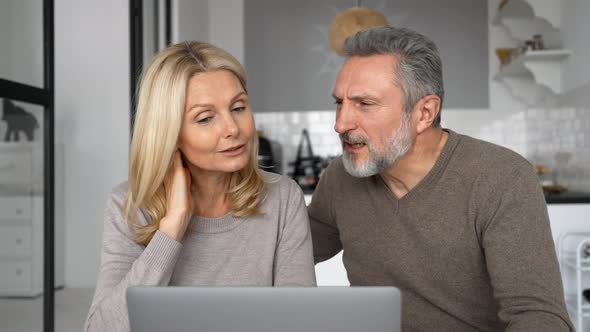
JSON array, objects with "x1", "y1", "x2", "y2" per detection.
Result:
[
  {"x1": 232, "y1": 106, "x2": 246, "y2": 113},
  {"x1": 197, "y1": 116, "x2": 212, "y2": 124}
]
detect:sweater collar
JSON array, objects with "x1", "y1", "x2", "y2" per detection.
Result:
[
  {"x1": 190, "y1": 213, "x2": 246, "y2": 233},
  {"x1": 377, "y1": 128, "x2": 461, "y2": 203}
]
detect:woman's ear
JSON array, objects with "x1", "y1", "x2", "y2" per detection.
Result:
[{"x1": 415, "y1": 95, "x2": 441, "y2": 134}]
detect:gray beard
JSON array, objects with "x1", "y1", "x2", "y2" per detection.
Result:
[{"x1": 341, "y1": 113, "x2": 413, "y2": 178}]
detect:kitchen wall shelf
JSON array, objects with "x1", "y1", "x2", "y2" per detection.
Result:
[
  {"x1": 517, "y1": 0, "x2": 562, "y2": 29},
  {"x1": 493, "y1": 0, "x2": 569, "y2": 105},
  {"x1": 495, "y1": 50, "x2": 571, "y2": 94},
  {"x1": 494, "y1": 0, "x2": 562, "y2": 36}
]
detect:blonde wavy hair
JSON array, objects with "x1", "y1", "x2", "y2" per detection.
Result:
[{"x1": 126, "y1": 41, "x2": 266, "y2": 245}]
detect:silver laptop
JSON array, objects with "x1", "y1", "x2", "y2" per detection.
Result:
[{"x1": 127, "y1": 287, "x2": 401, "y2": 332}]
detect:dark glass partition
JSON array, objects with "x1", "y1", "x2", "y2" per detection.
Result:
[{"x1": 0, "y1": 1, "x2": 55, "y2": 331}]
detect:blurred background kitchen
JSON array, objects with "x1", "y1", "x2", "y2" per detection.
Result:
[{"x1": 1, "y1": 0, "x2": 589, "y2": 331}]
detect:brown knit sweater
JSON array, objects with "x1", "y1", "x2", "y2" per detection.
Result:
[{"x1": 309, "y1": 130, "x2": 573, "y2": 331}]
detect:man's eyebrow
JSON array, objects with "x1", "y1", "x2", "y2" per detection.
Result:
[
  {"x1": 332, "y1": 93, "x2": 374, "y2": 101},
  {"x1": 348, "y1": 93, "x2": 374, "y2": 101}
]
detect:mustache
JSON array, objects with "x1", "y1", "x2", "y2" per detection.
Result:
[{"x1": 339, "y1": 131, "x2": 368, "y2": 145}]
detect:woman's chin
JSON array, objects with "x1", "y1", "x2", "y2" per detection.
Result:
[{"x1": 219, "y1": 156, "x2": 250, "y2": 173}]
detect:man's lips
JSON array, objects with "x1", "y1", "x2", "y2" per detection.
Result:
[{"x1": 343, "y1": 141, "x2": 366, "y2": 152}]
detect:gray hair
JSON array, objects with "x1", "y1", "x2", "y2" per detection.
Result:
[{"x1": 343, "y1": 26, "x2": 444, "y2": 127}]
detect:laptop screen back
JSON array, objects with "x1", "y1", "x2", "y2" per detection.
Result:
[{"x1": 127, "y1": 286, "x2": 401, "y2": 332}]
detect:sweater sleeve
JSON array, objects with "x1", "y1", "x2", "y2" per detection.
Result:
[
  {"x1": 308, "y1": 160, "x2": 343, "y2": 263},
  {"x1": 272, "y1": 178, "x2": 317, "y2": 286},
  {"x1": 84, "y1": 187, "x2": 183, "y2": 332},
  {"x1": 478, "y1": 164, "x2": 574, "y2": 332}
]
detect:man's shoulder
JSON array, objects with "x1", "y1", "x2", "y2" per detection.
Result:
[
  {"x1": 454, "y1": 130, "x2": 534, "y2": 182},
  {"x1": 452, "y1": 131, "x2": 533, "y2": 178}
]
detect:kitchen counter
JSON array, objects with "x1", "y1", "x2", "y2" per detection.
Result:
[
  {"x1": 545, "y1": 191, "x2": 590, "y2": 204},
  {"x1": 304, "y1": 191, "x2": 590, "y2": 205}
]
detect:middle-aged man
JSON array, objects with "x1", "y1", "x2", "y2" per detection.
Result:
[{"x1": 308, "y1": 26, "x2": 574, "y2": 331}]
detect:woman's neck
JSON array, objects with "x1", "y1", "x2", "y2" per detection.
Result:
[{"x1": 189, "y1": 168, "x2": 233, "y2": 218}]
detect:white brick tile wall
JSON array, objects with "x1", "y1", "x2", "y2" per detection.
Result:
[
  {"x1": 255, "y1": 104, "x2": 590, "y2": 191},
  {"x1": 254, "y1": 111, "x2": 341, "y2": 174}
]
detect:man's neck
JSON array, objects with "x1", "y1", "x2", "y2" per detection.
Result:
[{"x1": 380, "y1": 127, "x2": 448, "y2": 199}]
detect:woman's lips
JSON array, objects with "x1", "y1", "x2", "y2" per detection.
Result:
[{"x1": 220, "y1": 144, "x2": 246, "y2": 156}]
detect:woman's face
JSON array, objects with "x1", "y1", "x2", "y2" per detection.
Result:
[{"x1": 178, "y1": 70, "x2": 255, "y2": 175}]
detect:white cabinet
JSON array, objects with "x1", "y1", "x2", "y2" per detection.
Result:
[
  {"x1": 556, "y1": 232, "x2": 590, "y2": 332},
  {"x1": 549, "y1": 204, "x2": 590, "y2": 332},
  {"x1": 0, "y1": 151, "x2": 33, "y2": 185},
  {"x1": 0, "y1": 196, "x2": 32, "y2": 220},
  {"x1": 0, "y1": 261, "x2": 33, "y2": 292},
  {"x1": 0, "y1": 143, "x2": 64, "y2": 297},
  {"x1": 0, "y1": 225, "x2": 33, "y2": 257},
  {"x1": 548, "y1": 204, "x2": 590, "y2": 244}
]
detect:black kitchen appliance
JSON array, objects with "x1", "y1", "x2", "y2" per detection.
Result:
[
  {"x1": 258, "y1": 132, "x2": 279, "y2": 173},
  {"x1": 288, "y1": 129, "x2": 324, "y2": 193}
]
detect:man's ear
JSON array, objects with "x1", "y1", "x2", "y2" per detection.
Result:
[{"x1": 413, "y1": 95, "x2": 441, "y2": 134}]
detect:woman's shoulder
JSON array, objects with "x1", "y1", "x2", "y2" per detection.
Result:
[
  {"x1": 104, "y1": 181, "x2": 139, "y2": 223},
  {"x1": 259, "y1": 170, "x2": 304, "y2": 205},
  {"x1": 260, "y1": 170, "x2": 300, "y2": 193},
  {"x1": 104, "y1": 181, "x2": 152, "y2": 229},
  {"x1": 108, "y1": 181, "x2": 130, "y2": 206},
  {"x1": 257, "y1": 171, "x2": 307, "y2": 227}
]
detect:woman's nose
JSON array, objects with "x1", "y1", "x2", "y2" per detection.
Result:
[{"x1": 223, "y1": 115, "x2": 239, "y2": 138}]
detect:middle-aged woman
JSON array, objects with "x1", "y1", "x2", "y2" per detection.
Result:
[{"x1": 84, "y1": 41, "x2": 316, "y2": 332}]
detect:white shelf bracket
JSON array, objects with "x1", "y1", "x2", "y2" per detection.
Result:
[
  {"x1": 522, "y1": 59, "x2": 565, "y2": 94},
  {"x1": 525, "y1": 0, "x2": 562, "y2": 29}
]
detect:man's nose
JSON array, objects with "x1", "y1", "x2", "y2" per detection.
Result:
[{"x1": 334, "y1": 102, "x2": 357, "y2": 134}]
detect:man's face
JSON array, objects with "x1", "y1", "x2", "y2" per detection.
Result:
[{"x1": 332, "y1": 54, "x2": 414, "y2": 177}]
